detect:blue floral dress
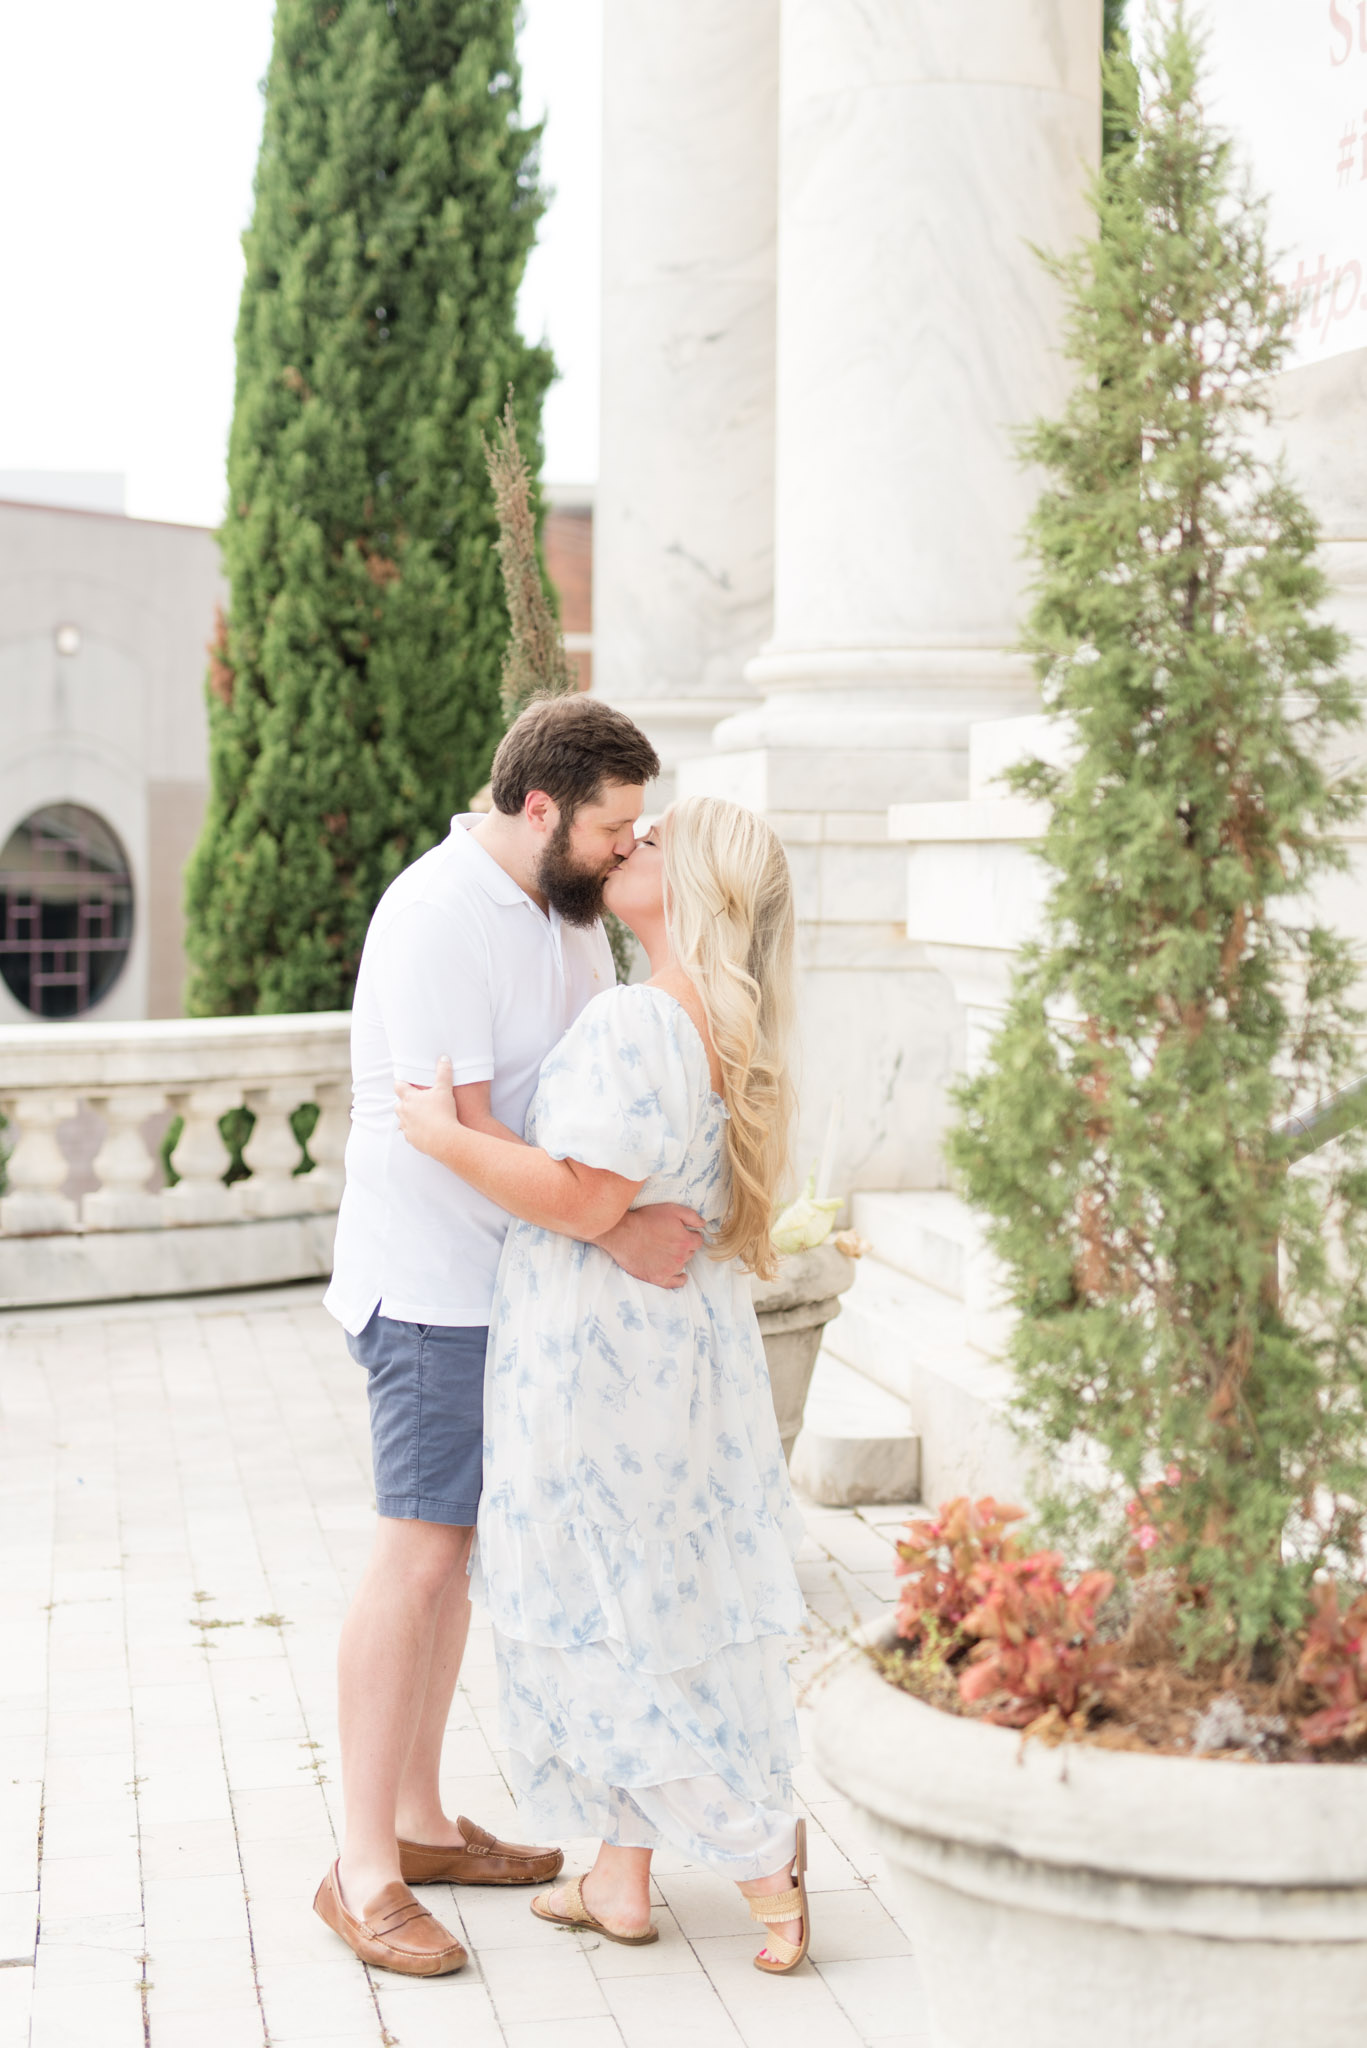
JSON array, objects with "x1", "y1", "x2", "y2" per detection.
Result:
[{"x1": 474, "y1": 983, "x2": 806, "y2": 1876}]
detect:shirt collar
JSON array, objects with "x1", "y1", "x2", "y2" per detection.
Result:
[{"x1": 447, "y1": 813, "x2": 544, "y2": 913}]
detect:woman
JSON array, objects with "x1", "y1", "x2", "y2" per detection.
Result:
[{"x1": 395, "y1": 794, "x2": 810, "y2": 1973}]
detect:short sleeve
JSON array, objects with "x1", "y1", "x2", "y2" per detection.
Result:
[
  {"x1": 533, "y1": 986, "x2": 703, "y2": 1182},
  {"x1": 373, "y1": 899, "x2": 494, "y2": 1087}
]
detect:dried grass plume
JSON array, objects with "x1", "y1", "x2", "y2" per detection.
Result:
[{"x1": 484, "y1": 395, "x2": 576, "y2": 718}]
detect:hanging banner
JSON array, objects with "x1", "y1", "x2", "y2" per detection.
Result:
[{"x1": 1205, "y1": 1, "x2": 1367, "y2": 368}]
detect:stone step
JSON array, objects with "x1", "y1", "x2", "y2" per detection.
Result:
[
  {"x1": 820, "y1": 1252, "x2": 1033, "y2": 1507},
  {"x1": 823, "y1": 1250, "x2": 971, "y2": 1397},
  {"x1": 801, "y1": 1344, "x2": 914, "y2": 1436},
  {"x1": 791, "y1": 1347, "x2": 921, "y2": 1508},
  {"x1": 851, "y1": 1188, "x2": 971, "y2": 1298}
]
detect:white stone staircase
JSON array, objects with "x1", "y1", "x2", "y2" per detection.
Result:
[{"x1": 795, "y1": 1190, "x2": 1034, "y2": 1508}]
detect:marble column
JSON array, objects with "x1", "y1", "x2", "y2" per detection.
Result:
[
  {"x1": 681, "y1": 0, "x2": 1100, "y2": 1190},
  {"x1": 593, "y1": 0, "x2": 778, "y2": 794}
]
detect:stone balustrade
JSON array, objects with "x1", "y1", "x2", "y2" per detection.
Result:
[{"x1": 0, "y1": 1013, "x2": 351, "y2": 1309}]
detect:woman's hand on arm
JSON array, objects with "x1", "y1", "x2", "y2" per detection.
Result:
[{"x1": 396, "y1": 1056, "x2": 641, "y2": 1238}]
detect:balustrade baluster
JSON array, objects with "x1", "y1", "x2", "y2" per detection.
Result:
[
  {"x1": 237, "y1": 1084, "x2": 311, "y2": 1218},
  {"x1": 161, "y1": 1086, "x2": 239, "y2": 1225},
  {"x1": 82, "y1": 1088, "x2": 168, "y2": 1230},
  {"x1": 304, "y1": 1080, "x2": 349, "y2": 1211},
  {"x1": 0, "y1": 1091, "x2": 79, "y2": 1235},
  {"x1": 0, "y1": 1013, "x2": 352, "y2": 1303}
]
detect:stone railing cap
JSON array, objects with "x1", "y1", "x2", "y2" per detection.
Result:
[{"x1": 0, "y1": 1012, "x2": 352, "y2": 1092}]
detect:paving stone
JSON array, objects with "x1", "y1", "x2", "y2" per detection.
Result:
[
  {"x1": 480, "y1": 1939, "x2": 610, "y2": 2024},
  {"x1": 501, "y1": 2022, "x2": 625, "y2": 2048},
  {"x1": 3, "y1": 1286, "x2": 911, "y2": 2048},
  {"x1": 816, "y1": 1956, "x2": 933, "y2": 2041},
  {"x1": 603, "y1": 1971, "x2": 744, "y2": 2045},
  {"x1": 372, "y1": 1972, "x2": 507, "y2": 2048},
  {"x1": 0, "y1": 1968, "x2": 34, "y2": 2048},
  {"x1": 146, "y1": 2009, "x2": 266, "y2": 2048},
  {"x1": 584, "y1": 1906, "x2": 701, "y2": 1979},
  {"x1": 26, "y1": 1977, "x2": 147, "y2": 2048}
]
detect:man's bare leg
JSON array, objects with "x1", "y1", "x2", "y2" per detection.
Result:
[
  {"x1": 336, "y1": 1516, "x2": 472, "y2": 1911},
  {"x1": 394, "y1": 1541, "x2": 475, "y2": 1847}
]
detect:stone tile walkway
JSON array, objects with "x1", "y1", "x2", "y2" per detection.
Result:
[{"x1": 0, "y1": 1283, "x2": 928, "y2": 2048}]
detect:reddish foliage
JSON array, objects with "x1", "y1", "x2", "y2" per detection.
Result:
[
  {"x1": 895, "y1": 1497, "x2": 1115, "y2": 1730},
  {"x1": 1296, "y1": 1582, "x2": 1367, "y2": 1750},
  {"x1": 893, "y1": 1497, "x2": 1025, "y2": 1650},
  {"x1": 958, "y1": 1553, "x2": 1116, "y2": 1728}
]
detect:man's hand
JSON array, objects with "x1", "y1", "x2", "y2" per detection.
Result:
[{"x1": 597, "y1": 1203, "x2": 706, "y2": 1289}]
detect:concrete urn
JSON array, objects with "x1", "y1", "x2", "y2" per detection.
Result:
[
  {"x1": 815, "y1": 1635, "x2": 1367, "y2": 2048},
  {"x1": 750, "y1": 1240, "x2": 856, "y2": 1461}
]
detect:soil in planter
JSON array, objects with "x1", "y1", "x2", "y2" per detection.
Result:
[{"x1": 872, "y1": 1639, "x2": 1351, "y2": 1766}]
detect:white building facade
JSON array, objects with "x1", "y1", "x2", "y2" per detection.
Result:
[
  {"x1": 0, "y1": 495, "x2": 219, "y2": 1025},
  {"x1": 591, "y1": 1, "x2": 1367, "y2": 1496},
  {"x1": 594, "y1": 0, "x2": 1102, "y2": 1190}
]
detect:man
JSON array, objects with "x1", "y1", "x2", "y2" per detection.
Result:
[{"x1": 314, "y1": 695, "x2": 705, "y2": 1975}]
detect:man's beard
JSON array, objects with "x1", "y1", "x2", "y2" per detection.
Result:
[{"x1": 536, "y1": 814, "x2": 612, "y2": 927}]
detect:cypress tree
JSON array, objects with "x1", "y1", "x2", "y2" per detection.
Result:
[
  {"x1": 185, "y1": 0, "x2": 551, "y2": 1014},
  {"x1": 949, "y1": 13, "x2": 1367, "y2": 1662}
]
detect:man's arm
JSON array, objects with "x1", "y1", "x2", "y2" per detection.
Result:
[
  {"x1": 397, "y1": 1060, "x2": 641, "y2": 1237},
  {"x1": 595, "y1": 1208, "x2": 706, "y2": 1290},
  {"x1": 456, "y1": 1081, "x2": 704, "y2": 1286},
  {"x1": 405, "y1": 1069, "x2": 706, "y2": 1287}
]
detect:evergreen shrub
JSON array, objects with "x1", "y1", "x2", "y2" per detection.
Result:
[
  {"x1": 949, "y1": 11, "x2": 1367, "y2": 1666},
  {"x1": 185, "y1": 0, "x2": 551, "y2": 1015}
]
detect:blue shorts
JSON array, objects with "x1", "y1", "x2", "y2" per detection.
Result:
[{"x1": 345, "y1": 1310, "x2": 489, "y2": 1527}]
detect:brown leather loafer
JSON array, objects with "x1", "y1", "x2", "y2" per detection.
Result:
[
  {"x1": 398, "y1": 1815, "x2": 564, "y2": 1887},
  {"x1": 313, "y1": 1861, "x2": 467, "y2": 1975}
]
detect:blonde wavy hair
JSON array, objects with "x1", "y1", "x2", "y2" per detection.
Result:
[{"x1": 661, "y1": 795, "x2": 796, "y2": 1280}]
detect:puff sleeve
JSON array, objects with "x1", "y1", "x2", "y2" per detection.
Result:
[{"x1": 530, "y1": 985, "x2": 704, "y2": 1183}]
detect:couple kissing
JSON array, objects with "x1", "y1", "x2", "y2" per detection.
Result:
[{"x1": 315, "y1": 693, "x2": 811, "y2": 1978}]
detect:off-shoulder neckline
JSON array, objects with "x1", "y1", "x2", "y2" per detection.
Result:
[{"x1": 632, "y1": 983, "x2": 727, "y2": 1109}]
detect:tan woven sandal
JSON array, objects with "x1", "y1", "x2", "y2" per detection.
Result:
[
  {"x1": 747, "y1": 1817, "x2": 810, "y2": 1975},
  {"x1": 530, "y1": 1874, "x2": 659, "y2": 1947}
]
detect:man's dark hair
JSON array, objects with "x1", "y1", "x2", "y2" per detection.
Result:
[{"x1": 489, "y1": 694, "x2": 660, "y2": 818}]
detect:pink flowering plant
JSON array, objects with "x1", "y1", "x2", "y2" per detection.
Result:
[{"x1": 1122, "y1": 1465, "x2": 1184, "y2": 1571}]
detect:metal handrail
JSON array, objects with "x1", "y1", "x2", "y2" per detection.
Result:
[{"x1": 1273, "y1": 1076, "x2": 1367, "y2": 1165}]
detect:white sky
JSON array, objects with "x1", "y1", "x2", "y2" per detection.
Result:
[
  {"x1": 1, "y1": 4, "x2": 1338, "y2": 533},
  {"x1": 0, "y1": 0, "x2": 601, "y2": 530}
]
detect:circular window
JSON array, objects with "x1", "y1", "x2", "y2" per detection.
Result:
[{"x1": 0, "y1": 804, "x2": 134, "y2": 1018}]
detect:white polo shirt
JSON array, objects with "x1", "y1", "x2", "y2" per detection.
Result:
[{"x1": 323, "y1": 815, "x2": 615, "y2": 1334}]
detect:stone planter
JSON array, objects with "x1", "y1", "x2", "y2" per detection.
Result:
[
  {"x1": 816, "y1": 1633, "x2": 1367, "y2": 2048},
  {"x1": 751, "y1": 1240, "x2": 856, "y2": 1460}
]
